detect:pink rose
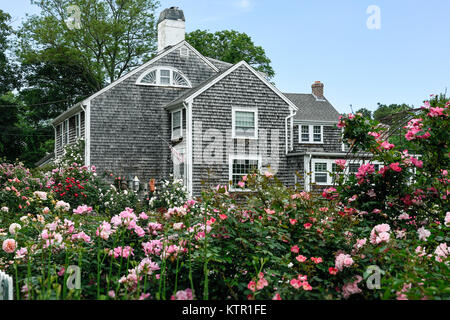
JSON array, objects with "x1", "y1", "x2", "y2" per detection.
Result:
[{"x1": 2, "y1": 239, "x2": 16, "y2": 253}]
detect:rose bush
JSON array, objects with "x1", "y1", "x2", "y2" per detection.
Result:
[{"x1": 0, "y1": 96, "x2": 448, "y2": 300}]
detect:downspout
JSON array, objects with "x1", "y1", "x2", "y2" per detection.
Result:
[
  {"x1": 305, "y1": 153, "x2": 312, "y2": 192},
  {"x1": 285, "y1": 108, "x2": 296, "y2": 154},
  {"x1": 183, "y1": 101, "x2": 193, "y2": 197}
]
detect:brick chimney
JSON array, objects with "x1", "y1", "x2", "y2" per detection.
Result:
[
  {"x1": 158, "y1": 7, "x2": 186, "y2": 52},
  {"x1": 312, "y1": 81, "x2": 324, "y2": 100}
]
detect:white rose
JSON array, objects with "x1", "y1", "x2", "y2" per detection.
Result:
[{"x1": 9, "y1": 223, "x2": 21, "y2": 235}]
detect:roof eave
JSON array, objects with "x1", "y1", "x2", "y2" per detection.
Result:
[{"x1": 52, "y1": 103, "x2": 84, "y2": 125}]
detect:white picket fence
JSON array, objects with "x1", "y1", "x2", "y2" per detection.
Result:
[{"x1": 0, "y1": 271, "x2": 13, "y2": 300}]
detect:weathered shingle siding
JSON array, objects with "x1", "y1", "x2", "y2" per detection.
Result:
[
  {"x1": 89, "y1": 47, "x2": 218, "y2": 184},
  {"x1": 292, "y1": 125, "x2": 343, "y2": 153},
  {"x1": 191, "y1": 65, "x2": 294, "y2": 195},
  {"x1": 287, "y1": 155, "x2": 305, "y2": 189}
]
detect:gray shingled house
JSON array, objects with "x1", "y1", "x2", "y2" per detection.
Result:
[{"x1": 50, "y1": 7, "x2": 353, "y2": 196}]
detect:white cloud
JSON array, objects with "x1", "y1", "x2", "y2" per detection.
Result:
[{"x1": 235, "y1": 0, "x2": 252, "y2": 10}]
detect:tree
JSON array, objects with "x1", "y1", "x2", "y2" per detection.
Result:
[
  {"x1": 355, "y1": 107, "x2": 372, "y2": 119},
  {"x1": 0, "y1": 10, "x2": 19, "y2": 95},
  {"x1": 0, "y1": 10, "x2": 22, "y2": 161},
  {"x1": 12, "y1": 0, "x2": 160, "y2": 166},
  {"x1": 18, "y1": 0, "x2": 160, "y2": 86},
  {"x1": 186, "y1": 29, "x2": 274, "y2": 78},
  {"x1": 373, "y1": 103, "x2": 412, "y2": 125}
]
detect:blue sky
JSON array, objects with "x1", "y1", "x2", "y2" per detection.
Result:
[{"x1": 2, "y1": 0, "x2": 450, "y2": 114}]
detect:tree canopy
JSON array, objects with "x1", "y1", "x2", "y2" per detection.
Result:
[{"x1": 186, "y1": 29, "x2": 274, "y2": 79}]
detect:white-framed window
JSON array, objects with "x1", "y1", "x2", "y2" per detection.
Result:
[
  {"x1": 75, "y1": 113, "x2": 81, "y2": 138},
  {"x1": 298, "y1": 124, "x2": 323, "y2": 143},
  {"x1": 172, "y1": 145, "x2": 186, "y2": 186},
  {"x1": 62, "y1": 119, "x2": 69, "y2": 146},
  {"x1": 136, "y1": 67, "x2": 191, "y2": 88},
  {"x1": 311, "y1": 159, "x2": 384, "y2": 185},
  {"x1": 229, "y1": 155, "x2": 261, "y2": 191},
  {"x1": 232, "y1": 107, "x2": 258, "y2": 139},
  {"x1": 58, "y1": 124, "x2": 63, "y2": 149},
  {"x1": 301, "y1": 125, "x2": 310, "y2": 142},
  {"x1": 171, "y1": 110, "x2": 182, "y2": 139},
  {"x1": 314, "y1": 162, "x2": 328, "y2": 184}
]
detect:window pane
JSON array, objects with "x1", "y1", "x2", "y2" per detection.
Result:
[
  {"x1": 232, "y1": 159, "x2": 258, "y2": 186},
  {"x1": 301, "y1": 125, "x2": 310, "y2": 141},
  {"x1": 349, "y1": 164, "x2": 360, "y2": 173},
  {"x1": 315, "y1": 173, "x2": 328, "y2": 183},
  {"x1": 235, "y1": 111, "x2": 255, "y2": 128},
  {"x1": 160, "y1": 70, "x2": 170, "y2": 84},
  {"x1": 313, "y1": 126, "x2": 322, "y2": 142},
  {"x1": 235, "y1": 111, "x2": 255, "y2": 137},
  {"x1": 173, "y1": 111, "x2": 181, "y2": 129},
  {"x1": 315, "y1": 163, "x2": 327, "y2": 172}
]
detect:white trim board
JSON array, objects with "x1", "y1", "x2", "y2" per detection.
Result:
[{"x1": 183, "y1": 61, "x2": 299, "y2": 112}]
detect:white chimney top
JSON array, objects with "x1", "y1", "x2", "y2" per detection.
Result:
[{"x1": 158, "y1": 7, "x2": 186, "y2": 53}]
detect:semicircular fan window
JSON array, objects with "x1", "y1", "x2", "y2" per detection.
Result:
[
  {"x1": 172, "y1": 71, "x2": 189, "y2": 87},
  {"x1": 140, "y1": 70, "x2": 157, "y2": 85}
]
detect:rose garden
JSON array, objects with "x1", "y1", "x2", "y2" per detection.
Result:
[{"x1": 0, "y1": 95, "x2": 448, "y2": 300}]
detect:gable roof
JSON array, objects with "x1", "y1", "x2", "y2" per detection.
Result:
[
  {"x1": 165, "y1": 61, "x2": 298, "y2": 111},
  {"x1": 165, "y1": 66, "x2": 233, "y2": 109},
  {"x1": 52, "y1": 40, "x2": 219, "y2": 125},
  {"x1": 205, "y1": 57, "x2": 233, "y2": 71},
  {"x1": 284, "y1": 93, "x2": 340, "y2": 122}
]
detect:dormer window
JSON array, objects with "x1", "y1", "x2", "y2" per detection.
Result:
[{"x1": 136, "y1": 67, "x2": 191, "y2": 88}]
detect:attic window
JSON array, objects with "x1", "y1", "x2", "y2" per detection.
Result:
[{"x1": 137, "y1": 67, "x2": 191, "y2": 88}]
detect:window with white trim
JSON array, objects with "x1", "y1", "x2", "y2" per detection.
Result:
[
  {"x1": 75, "y1": 113, "x2": 81, "y2": 138},
  {"x1": 301, "y1": 125, "x2": 310, "y2": 142},
  {"x1": 172, "y1": 146, "x2": 186, "y2": 186},
  {"x1": 229, "y1": 156, "x2": 260, "y2": 190},
  {"x1": 348, "y1": 163, "x2": 360, "y2": 174},
  {"x1": 298, "y1": 124, "x2": 323, "y2": 143},
  {"x1": 232, "y1": 107, "x2": 258, "y2": 139},
  {"x1": 62, "y1": 119, "x2": 69, "y2": 146},
  {"x1": 136, "y1": 67, "x2": 191, "y2": 88},
  {"x1": 172, "y1": 110, "x2": 182, "y2": 139},
  {"x1": 311, "y1": 159, "x2": 384, "y2": 185},
  {"x1": 313, "y1": 126, "x2": 322, "y2": 142}
]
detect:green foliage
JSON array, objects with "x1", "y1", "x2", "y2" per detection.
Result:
[
  {"x1": 19, "y1": 0, "x2": 160, "y2": 84},
  {"x1": 373, "y1": 103, "x2": 412, "y2": 124},
  {"x1": 186, "y1": 29, "x2": 274, "y2": 79},
  {"x1": 148, "y1": 177, "x2": 189, "y2": 211}
]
